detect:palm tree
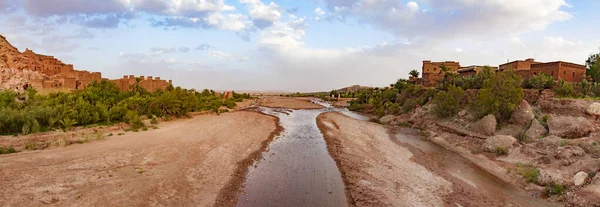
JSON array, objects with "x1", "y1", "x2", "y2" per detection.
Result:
[
  {"x1": 409, "y1": 70, "x2": 420, "y2": 78},
  {"x1": 439, "y1": 65, "x2": 457, "y2": 86}
]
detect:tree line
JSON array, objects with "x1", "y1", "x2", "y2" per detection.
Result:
[{"x1": 0, "y1": 80, "x2": 251, "y2": 135}]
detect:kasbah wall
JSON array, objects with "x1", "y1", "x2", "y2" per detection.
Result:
[
  {"x1": 421, "y1": 58, "x2": 586, "y2": 86},
  {"x1": 0, "y1": 35, "x2": 171, "y2": 92}
]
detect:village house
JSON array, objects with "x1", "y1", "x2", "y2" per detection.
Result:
[
  {"x1": 420, "y1": 58, "x2": 586, "y2": 87},
  {"x1": 499, "y1": 58, "x2": 586, "y2": 82}
]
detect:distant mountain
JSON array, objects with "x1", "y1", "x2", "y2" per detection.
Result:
[{"x1": 335, "y1": 85, "x2": 373, "y2": 93}]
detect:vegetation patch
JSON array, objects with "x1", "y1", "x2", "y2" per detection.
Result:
[
  {"x1": 515, "y1": 163, "x2": 540, "y2": 183},
  {"x1": 0, "y1": 146, "x2": 18, "y2": 154}
]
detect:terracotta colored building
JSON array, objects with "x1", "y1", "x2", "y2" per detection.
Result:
[
  {"x1": 499, "y1": 58, "x2": 586, "y2": 82},
  {"x1": 457, "y1": 65, "x2": 499, "y2": 77},
  {"x1": 421, "y1": 60, "x2": 461, "y2": 86},
  {"x1": 110, "y1": 75, "x2": 172, "y2": 92}
]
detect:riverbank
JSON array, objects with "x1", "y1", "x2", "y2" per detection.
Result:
[
  {"x1": 0, "y1": 111, "x2": 279, "y2": 206},
  {"x1": 317, "y1": 112, "x2": 561, "y2": 206}
]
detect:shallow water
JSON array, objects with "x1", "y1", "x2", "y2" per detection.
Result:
[
  {"x1": 394, "y1": 128, "x2": 561, "y2": 207},
  {"x1": 235, "y1": 101, "x2": 367, "y2": 207}
]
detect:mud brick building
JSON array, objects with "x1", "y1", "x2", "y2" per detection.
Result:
[
  {"x1": 457, "y1": 65, "x2": 499, "y2": 78},
  {"x1": 499, "y1": 58, "x2": 586, "y2": 82},
  {"x1": 1, "y1": 34, "x2": 173, "y2": 92},
  {"x1": 421, "y1": 60, "x2": 461, "y2": 86},
  {"x1": 110, "y1": 75, "x2": 172, "y2": 92}
]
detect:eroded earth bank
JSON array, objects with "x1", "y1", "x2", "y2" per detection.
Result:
[{"x1": 0, "y1": 111, "x2": 280, "y2": 206}]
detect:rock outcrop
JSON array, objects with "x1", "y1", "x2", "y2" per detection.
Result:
[
  {"x1": 548, "y1": 115, "x2": 594, "y2": 138},
  {"x1": 574, "y1": 172, "x2": 589, "y2": 187},
  {"x1": 482, "y1": 135, "x2": 517, "y2": 152},
  {"x1": 473, "y1": 114, "x2": 496, "y2": 136},
  {"x1": 525, "y1": 119, "x2": 547, "y2": 140},
  {"x1": 379, "y1": 115, "x2": 396, "y2": 124},
  {"x1": 586, "y1": 102, "x2": 600, "y2": 116},
  {"x1": 509, "y1": 100, "x2": 535, "y2": 125}
]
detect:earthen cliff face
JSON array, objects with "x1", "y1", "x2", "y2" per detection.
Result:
[{"x1": 0, "y1": 34, "x2": 172, "y2": 92}]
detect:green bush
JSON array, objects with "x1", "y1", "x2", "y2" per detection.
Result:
[
  {"x1": 554, "y1": 80, "x2": 576, "y2": 97},
  {"x1": 523, "y1": 73, "x2": 554, "y2": 89},
  {"x1": 470, "y1": 69, "x2": 524, "y2": 121},
  {"x1": 0, "y1": 145, "x2": 18, "y2": 154},
  {"x1": 516, "y1": 163, "x2": 540, "y2": 183},
  {"x1": 544, "y1": 183, "x2": 565, "y2": 196},
  {"x1": 432, "y1": 85, "x2": 465, "y2": 118}
]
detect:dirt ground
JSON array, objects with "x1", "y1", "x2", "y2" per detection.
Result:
[
  {"x1": 0, "y1": 111, "x2": 279, "y2": 207},
  {"x1": 317, "y1": 112, "x2": 454, "y2": 206},
  {"x1": 257, "y1": 96, "x2": 324, "y2": 109}
]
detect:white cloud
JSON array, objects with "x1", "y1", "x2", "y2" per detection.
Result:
[
  {"x1": 203, "y1": 13, "x2": 252, "y2": 31},
  {"x1": 240, "y1": 0, "x2": 281, "y2": 28},
  {"x1": 321, "y1": 0, "x2": 572, "y2": 40},
  {"x1": 314, "y1": 7, "x2": 325, "y2": 16},
  {"x1": 211, "y1": 51, "x2": 233, "y2": 60},
  {"x1": 455, "y1": 48, "x2": 463, "y2": 53}
]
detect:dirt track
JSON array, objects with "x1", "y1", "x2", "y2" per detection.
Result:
[{"x1": 0, "y1": 111, "x2": 279, "y2": 207}]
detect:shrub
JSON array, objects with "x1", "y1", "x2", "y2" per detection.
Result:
[
  {"x1": 516, "y1": 163, "x2": 540, "y2": 183},
  {"x1": 150, "y1": 117, "x2": 158, "y2": 125},
  {"x1": 471, "y1": 69, "x2": 524, "y2": 121},
  {"x1": 544, "y1": 183, "x2": 565, "y2": 196},
  {"x1": 554, "y1": 80, "x2": 576, "y2": 97},
  {"x1": 142, "y1": 127, "x2": 148, "y2": 131},
  {"x1": 95, "y1": 133, "x2": 104, "y2": 141},
  {"x1": 432, "y1": 85, "x2": 465, "y2": 118},
  {"x1": 124, "y1": 110, "x2": 144, "y2": 130},
  {"x1": 0, "y1": 146, "x2": 18, "y2": 154},
  {"x1": 495, "y1": 146, "x2": 508, "y2": 155},
  {"x1": 375, "y1": 107, "x2": 385, "y2": 118},
  {"x1": 348, "y1": 103, "x2": 364, "y2": 111},
  {"x1": 523, "y1": 73, "x2": 554, "y2": 89},
  {"x1": 59, "y1": 117, "x2": 77, "y2": 132}
]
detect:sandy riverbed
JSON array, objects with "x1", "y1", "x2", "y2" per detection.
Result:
[
  {"x1": 0, "y1": 111, "x2": 280, "y2": 206},
  {"x1": 257, "y1": 96, "x2": 325, "y2": 109}
]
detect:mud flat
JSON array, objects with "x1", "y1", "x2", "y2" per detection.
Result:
[
  {"x1": 257, "y1": 97, "x2": 325, "y2": 109},
  {"x1": 0, "y1": 111, "x2": 279, "y2": 206}
]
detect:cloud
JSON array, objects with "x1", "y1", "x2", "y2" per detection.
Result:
[
  {"x1": 320, "y1": 0, "x2": 572, "y2": 40},
  {"x1": 204, "y1": 13, "x2": 253, "y2": 31},
  {"x1": 196, "y1": 44, "x2": 214, "y2": 50},
  {"x1": 22, "y1": 0, "x2": 128, "y2": 17},
  {"x1": 150, "y1": 47, "x2": 178, "y2": 54},
  {"x1": 211, "y1": 51, "x2": 233, "y2": 60},
  {"x1": 240, "y1": 0, "x2": 282, "y2": 28},
  {"x1": 179, "y1": 47, "x2": 191, "y2": 53},
  {"x1": 259, "y1": 15, "x2": 307, "y2": 51}
]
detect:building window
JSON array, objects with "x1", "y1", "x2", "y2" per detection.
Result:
[
  {"x1": 573, "y1": 72, "x2": 575, "y2": 78},
  {"x1": 551, "y1": 71, "x2": 554, "y2": 76}
]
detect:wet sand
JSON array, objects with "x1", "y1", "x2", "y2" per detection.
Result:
[{"x1": 0, "y1": 111, "x2": 279, "y2": 206}]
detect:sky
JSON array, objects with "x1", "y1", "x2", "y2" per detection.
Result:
[{"x1": 0, "y1": 0, "x2": 599, "y2": 92}]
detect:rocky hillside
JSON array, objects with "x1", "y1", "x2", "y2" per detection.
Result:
[
  {"x1": 336, "y1": 85, "x2": 373, "y2": 94},
  {"x1": 0, "y1": 35, "x2": 30, "y2": 70}
]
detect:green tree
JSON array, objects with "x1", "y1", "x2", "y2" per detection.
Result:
[
  {"x1": 409, "y1": 70, "x2": 420, "y2": 78},
  {"x1": 586, "y1": 50, "x2": 600, "y2": 82},
  {"x1": 471, "y1": 69, "x2": 524, "y2": 121},
  {"x1": 432, "y1": 85, "x2": 465, "y2": 118}
]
